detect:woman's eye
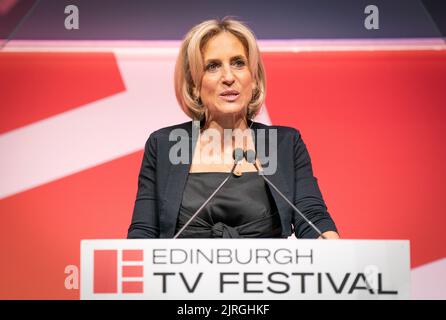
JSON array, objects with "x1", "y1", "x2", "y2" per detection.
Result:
[
  {"x1": 206, "y1": 63, "x2": 219, "y2": 71},
  {"x1": 233, "y1": 59, "x2": 246, "y2": 67}
]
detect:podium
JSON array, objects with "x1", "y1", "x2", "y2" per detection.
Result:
[{"x1": 80, "y1": 239, "x2": 410, "y2": 300}]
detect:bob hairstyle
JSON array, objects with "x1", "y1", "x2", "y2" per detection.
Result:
[{"x1": 174, "y1": 17, "x2": 266, "y2": 122}]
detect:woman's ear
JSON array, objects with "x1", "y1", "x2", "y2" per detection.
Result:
[{"x1": 252, "y1": 82, "x2": 259, "y2": 98}]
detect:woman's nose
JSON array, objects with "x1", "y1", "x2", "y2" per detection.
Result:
[{"x1": 221, "y1": 65, "x2": 235, "y2": 86}]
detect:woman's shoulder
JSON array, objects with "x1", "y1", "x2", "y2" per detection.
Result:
[
  {"x1": 154, "y1": 121, "x2": 193, "y2": 134},
  {"x1": 252, "y1": 121, "x2": 301, "y2": 139},
  {"x1": 146, "y1": 121, "x2": 193, "y2": 140}
]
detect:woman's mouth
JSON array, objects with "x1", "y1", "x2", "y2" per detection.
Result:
[{"x1": 219, "y1": 90, "x2": 240, "y2": 102}]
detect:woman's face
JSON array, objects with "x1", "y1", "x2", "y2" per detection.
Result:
[{"x1": 199, "y1": 32, "x2": 255, "y2": 121}]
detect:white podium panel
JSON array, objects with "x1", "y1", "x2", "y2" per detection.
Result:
[{"x1": 80, "y1": 239, "x2": 410, "y2": 300}]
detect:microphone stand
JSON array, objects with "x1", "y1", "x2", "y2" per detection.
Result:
[
  {"x1": 173, "y1": 148, "x2": 244, "y2": 239},
  {"x1": 245, "y1": 150, "x2": 327, "y2": 240}
]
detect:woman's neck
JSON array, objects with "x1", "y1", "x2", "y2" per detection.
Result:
[
  {"x1": 202, "y1": 110, "x2": 248, "y2": 131},
  {"x1": 199, "y1": 113, "x2": 252, "y2": 157}
]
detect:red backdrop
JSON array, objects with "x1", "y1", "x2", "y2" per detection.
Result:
[{"x1": 1, "y1": 50, "x2": 445, "y2": 299}]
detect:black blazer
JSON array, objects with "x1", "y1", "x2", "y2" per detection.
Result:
[{"x1": 127, "y1": 120, "x2": 337, "y2": 239}]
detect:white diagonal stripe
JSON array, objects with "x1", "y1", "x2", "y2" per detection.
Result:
[
  {"x1": 411, "y1": 257, "x2": 446, "y2": 299},
  {"x1": 0, "y1": 53, "x2": 188, "y2": 199},
  {"x1": 0, "y1": 52, "x2": 271, "y2": 199}
]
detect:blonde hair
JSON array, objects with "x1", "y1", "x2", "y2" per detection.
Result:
[{"x1": 174, "y1": 17, "x2": 266, "y2": 122}]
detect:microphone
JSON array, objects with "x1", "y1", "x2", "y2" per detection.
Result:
[
  {"x1": 244, "y1": 149, "x2": 327, "y2": 239},
  {"x1": 173, "y1": 148, "x2": 245, "y2": 239}
]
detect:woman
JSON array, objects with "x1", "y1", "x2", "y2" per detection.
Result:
[{"x1": 127, "y1": 18, "x2": 339, "y2": 239}]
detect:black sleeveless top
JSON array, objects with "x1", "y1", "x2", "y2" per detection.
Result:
[{"x1": 175, "y1": 172, "x2": 283, "y2": 238}]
